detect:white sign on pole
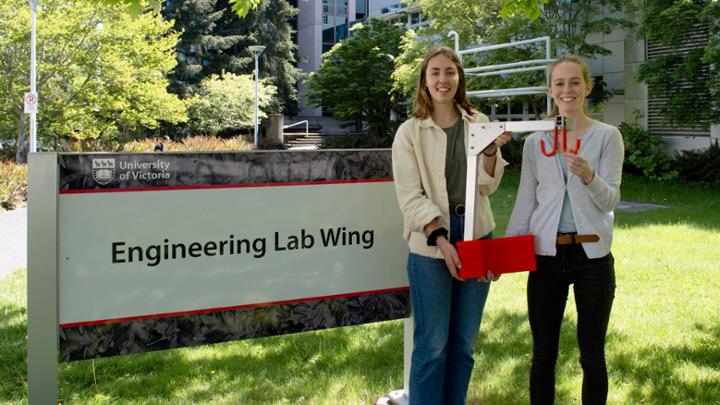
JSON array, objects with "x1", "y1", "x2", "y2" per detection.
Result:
[{"x1": 24, "y1": 92, "x2": 38, "y2": 114}]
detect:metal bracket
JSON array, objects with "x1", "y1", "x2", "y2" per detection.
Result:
[{"x1": 463, "y1": 119, "x2": 562, "y2": 241}]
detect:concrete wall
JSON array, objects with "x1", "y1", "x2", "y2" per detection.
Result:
[
  {"x1": 623, "y1": 9, "x2": 648, "y2": 130},
  {"x1": 297, "y1": 0, "x2": 324, "y2": 117},
  {"x1": 585, "y1": 6, "x2": 635, "y2": 128}
]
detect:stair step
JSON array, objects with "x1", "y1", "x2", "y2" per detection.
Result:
[
  {"x1": 288, "y1": 139, "x2": 323, "y2": 144},
  {"x1": 286, "y1": 139, "x2": 322, "y2": 143}
]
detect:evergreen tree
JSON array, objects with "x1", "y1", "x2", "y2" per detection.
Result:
[
  {"x1": 163, "y1": 0, "x2": 300, "y2": 114},
  {"x1": 215, "y1": 0, "x2": 301, "y2": 114},
  {"x1": 162, "y1": 0, "x2": 242, "y2": 98}
]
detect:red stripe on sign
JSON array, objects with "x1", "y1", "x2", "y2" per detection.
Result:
[
  {"x1": 59, "y1": 286, "x2": 410, "y2": 328},
  {"x1": 59, "y1": 178, "x2": 394, "y2": 194}
]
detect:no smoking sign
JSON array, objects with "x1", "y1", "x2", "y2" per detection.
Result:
[{"x1": 24, "y1": 92, "x2": 38, "y2": 114}]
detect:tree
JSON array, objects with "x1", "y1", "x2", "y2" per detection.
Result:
[
  {"x1": 637, "y1": 0, "x2": 720, "y2": 128},
  {"x1": 162, "y1": 0, "x2": 243, "y2": 98},
  {"x1": 214, "y1": 0, "x2": 302, "y2": 114},
  {"x1": 499, "y1": 0, "x2": 545, "y2": 21},
  {"x1": 0, "y1": 0, "x2": 186, "y2": 161},
  {"x1": 393, "y1": 0, "x2": 634, "y2": 116},
  {"x1": 101, "y1": 0, "x2": 260, "y2": 17},
  {"x1": 307, "y1": 19, "x2": 406, "y2": 137},
  {"x1": 186, "y1": 72, "x2": 276, "y2": 134},
  {"x1": 162, "y1": 0, "x2": 301, "y2": 114}
]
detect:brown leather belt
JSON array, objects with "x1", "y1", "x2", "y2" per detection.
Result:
[
  {"x1": 556, "y1": 233, "x2": 599, "y2": 245},
  {"x1": 449, "y1": 204, "x2": 465, "y2": 216}
]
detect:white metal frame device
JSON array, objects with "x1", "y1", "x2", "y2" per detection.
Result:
[{"x1": 463, "y1": 117, "x2": 566, "y2": 241}]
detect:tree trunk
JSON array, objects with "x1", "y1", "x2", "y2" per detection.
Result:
[{"x1": 15, "y1": 106, "x2": 27, "y2": 164}]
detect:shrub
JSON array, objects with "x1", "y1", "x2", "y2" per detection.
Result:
[
  {"x1": 0, "y1": 162, "x2": 27, "y2": 211},
  {"x1": 674, "y1": 140, "x2": 720, "y2": 185},
  {"x1": 180, "y1": 135, "x2": 253, "y2": 151},
  {"x1": 122, "y1": 136, "x2": 254, "y2": 152},
  {"x1": 0, "y1": 142, "x2": 17, "y2": 161},
  {"x1": 60, "y1": 137, "x2": 128, "y2": 153},
  {"x1": 501, "y1": 134, "x2": 526, "y2": 168},
  {"x1": 187, "y1": 73, "x2": 276, "y2": 136},
  {"x1": 122, "y1": 138, "x2": 158, "y2": 153},
  {"x1": 618, "y1": 122, "x2": 678, "y2": 181}
]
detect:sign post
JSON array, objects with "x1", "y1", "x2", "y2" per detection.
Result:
[{"x1": 27, "y1": 153, "x2": 58, "y2": 405}]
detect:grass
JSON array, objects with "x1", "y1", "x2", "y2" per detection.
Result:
[{"x1": 1, "y1": 170, "x2": 719, "y2": 404}]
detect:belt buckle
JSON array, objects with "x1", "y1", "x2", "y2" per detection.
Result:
[
  {"x1": 556, "y1": 233, "x2": 574, "y2": 245},
  {"x1": 454, "y1": 204, "x2": 465, "y2": 216}
]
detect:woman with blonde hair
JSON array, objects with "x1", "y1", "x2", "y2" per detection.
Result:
[
  {"x1": 392, "y1": 45, "x2": 511, "y2": 404},
  {"x1": 506, "y1": 55, "x2": 624, "y2": 404}
]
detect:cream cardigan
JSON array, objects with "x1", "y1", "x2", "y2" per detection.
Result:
[{"x1": 392, "y1": 108, "x2": 508, "y2": 258}]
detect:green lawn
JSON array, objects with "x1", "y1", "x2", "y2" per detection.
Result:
[{"x1": 1, "y1": 170, "x2": 719, "y2": 404}]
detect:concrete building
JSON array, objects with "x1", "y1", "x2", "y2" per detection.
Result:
[{"x1": 296, "y1": 0, "x2": 364, "y2": 117}]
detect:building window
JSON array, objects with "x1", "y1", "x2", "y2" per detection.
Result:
[
  {"x1": 411, "y1": 12, "x2": 420, "y2": 25},
  {"x1": 321, "y1": 0, "x2": 349, "y2": 52}
]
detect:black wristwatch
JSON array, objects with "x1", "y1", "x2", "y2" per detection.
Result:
[{"x1": 426, "y1": 227, "x2": 449, "y2": 246}]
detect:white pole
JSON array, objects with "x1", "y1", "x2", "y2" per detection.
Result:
[
  {"x1": 458, "y1": 36, "x2": 550, "y2": 55},
  {"x1": 447, "y1": 31, "x2": 460, "y2": 60},
  {"x1": 29, "y1": 0, "x2": 38, "y2": 153},
  {"x1": 248, "y1": 45, "x2": 265, "y2": 150},
  {"x1": 546, "y1": 36, "x2": 552, "y2": 115},
  {"x1": 254, "y1": 54, "x2": 259, "y2": 150}
]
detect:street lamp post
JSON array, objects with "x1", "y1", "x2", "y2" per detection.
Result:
[
  {"x1": 29, "y1": 0, "x2": 39, "y2": 153},
  {"x1": 248, "y1": 45, "x2": 266, "y2": 150}
]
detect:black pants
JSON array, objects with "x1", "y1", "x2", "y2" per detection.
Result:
[{"x1": 528, "y1": 244, "x2": 616, "y2": 405}]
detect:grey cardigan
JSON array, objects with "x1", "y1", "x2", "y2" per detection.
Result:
[{"x1": 505, "y1": 121, "x2": 624, "y2": 258}]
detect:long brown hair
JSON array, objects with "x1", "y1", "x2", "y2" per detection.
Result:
[
  {"x1": 412, "y1": 45, "x2": 476, "y2": 119},
  {"x1": 547, "y1": 55, "x2": 594, "y2": 117}
]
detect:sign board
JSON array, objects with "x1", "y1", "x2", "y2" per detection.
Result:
[
  {"x1": 24, "y1": 92, "x2": 38, "y2": 114},
  {"x1": 28, "y1": 150, "x2": 410, "y2": 403}
]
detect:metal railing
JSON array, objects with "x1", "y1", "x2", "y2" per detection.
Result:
[
  {"x1": 448, "y1": 32, "x2": 553, "y2": 114},
  {"x1": 283, "y1": 120, "x2": 309, "y2": 137}
]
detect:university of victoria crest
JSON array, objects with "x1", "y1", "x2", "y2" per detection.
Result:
[{"x1": 92, "y1": 158, "x2": 115, "y2": 185}]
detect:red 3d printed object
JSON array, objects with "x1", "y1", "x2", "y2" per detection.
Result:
[{"x1": 456, "y1": 235, "x2": 537, "y2": 279}]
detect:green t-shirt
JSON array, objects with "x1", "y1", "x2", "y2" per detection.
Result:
[{"x1": 443, "y1": 118, "x2": 466, "y2": 206}]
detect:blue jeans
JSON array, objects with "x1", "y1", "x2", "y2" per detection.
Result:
[
  {"x1": 407, "y1": 212, "x2": 491, "y2": 405},
  {"x1": 528, "y1": 244, "x2": 615, "y2": 405}
]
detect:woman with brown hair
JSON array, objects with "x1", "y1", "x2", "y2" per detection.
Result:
[{"x1": 392, "y1": 45, "x2": 511, "y2": 404}]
